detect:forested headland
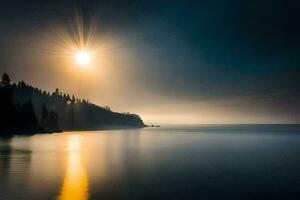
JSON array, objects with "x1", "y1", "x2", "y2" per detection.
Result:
[{"x1": 0, "y1": 73, "x2": 145, "y2": 135}]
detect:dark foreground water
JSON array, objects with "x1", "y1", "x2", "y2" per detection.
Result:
[{"x1": 1, "y1": 125, "x2": 300, "y2": 200}]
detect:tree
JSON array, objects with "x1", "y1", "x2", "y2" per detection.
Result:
[
  {"x1": 18, "y1": 80, "x2": 26, "y2": 87},
  {"x1": 1, "y1": 73, "x2": 11, "y2": 86},
  {"x1": 41, "y1": 103, "x2": 48, "y2": 120},
  {"x1": 104, "y1": 106, "x2": 111, "y2": 111},
  {"x1": 49, "y1": 110, "x2": 59, "y2": 129},
  {"x1": 71, "y1": 95, "x2": 76, "y2": 103},
  {"x1": 53, "y1": 88, "x2": 59, "y2": 96},
  {"x1": 20, "y1": 99, "x2": 38, "y2": 129}
]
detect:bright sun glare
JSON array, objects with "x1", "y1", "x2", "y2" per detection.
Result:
[{"x1": 75, "y1": 51, "x2": 91, "y2": 66}]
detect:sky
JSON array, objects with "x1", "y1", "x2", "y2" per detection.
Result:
[{"x1": 0, "y1": 0, "x2": 300, "y2": 124}]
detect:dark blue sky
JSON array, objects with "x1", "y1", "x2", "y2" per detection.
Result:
[{"x1": 0, "y1": 0, "x2": 300, "y2": 123}]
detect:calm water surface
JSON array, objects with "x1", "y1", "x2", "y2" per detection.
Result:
[{"x1": 1, "y1": 125, "x2": 300, "y2": 199}]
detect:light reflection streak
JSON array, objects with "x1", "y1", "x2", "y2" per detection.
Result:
[{"x1": 57, "y1": 135, "x2": 89, "y2": 200}]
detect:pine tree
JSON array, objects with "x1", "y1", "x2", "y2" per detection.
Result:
[
  {"x1": 1, "y1": 73, "x2": 11, "y2": 86},
  {"x1": 41, "y1": 103, "x2": 48, "y2": 120}
]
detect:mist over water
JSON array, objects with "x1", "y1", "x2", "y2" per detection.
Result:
[{"x1": 1, "y1": 125, "x2": 300, "y2": 199}]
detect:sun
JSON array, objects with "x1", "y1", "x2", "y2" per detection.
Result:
[{"x1": 75, "y1": 51, "x2": 91, "y2": 66}]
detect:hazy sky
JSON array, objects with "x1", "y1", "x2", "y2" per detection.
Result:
[{"x1": 1, "y1": 0, "x2": 300, "y2": 124}]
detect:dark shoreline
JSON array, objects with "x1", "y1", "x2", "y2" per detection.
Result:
[
  {"x1": 0, "y1": 125, "x2": 147, "y2": 136},
  {"x1": 0, "y1": 76, "x2": 146, "y2": 136}
]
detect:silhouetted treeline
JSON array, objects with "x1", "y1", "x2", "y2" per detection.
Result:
[{"x1": 0, "y1": 73, "x2": 145, "y2": 135}]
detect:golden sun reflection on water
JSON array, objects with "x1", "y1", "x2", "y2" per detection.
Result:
[{"x1": 57, "y1": 135, "x2": 89, "y2": 200}]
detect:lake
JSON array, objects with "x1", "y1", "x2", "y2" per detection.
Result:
[{"x1": 1, "y1": 125, "x2": 300, "y2": 199}]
